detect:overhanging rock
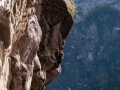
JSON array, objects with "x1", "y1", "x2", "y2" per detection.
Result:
[{"x1": 0, "y1": 0, "x2": 74, "y2": 90}]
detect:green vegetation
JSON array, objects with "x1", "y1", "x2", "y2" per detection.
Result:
[
  {"x1": 67, "y1": 0, "x2": 75, "y2": 17},
  {"x1": 76, "y1": 5, "x2": 120, "y2": 44},
  {"x1": 84, "y1": 5, "x2": 120, "y2": 32}
]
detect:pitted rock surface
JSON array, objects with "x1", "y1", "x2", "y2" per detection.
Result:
[{"x1": 0, "y1": 0, "x2": 73, "y2": 90}]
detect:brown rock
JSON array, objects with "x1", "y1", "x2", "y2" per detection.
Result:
[{"x1": 0, "y1": 0, "x2": 73, "y2": 90}]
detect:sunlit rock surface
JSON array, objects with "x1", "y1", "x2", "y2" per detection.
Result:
[{"x1": 0, "y1": 0, "x2": 73, "y2": 90}]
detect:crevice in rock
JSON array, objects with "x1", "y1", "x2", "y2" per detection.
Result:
[{"x1": 0, "y1": 26, "x2": 10, "y2": 49}]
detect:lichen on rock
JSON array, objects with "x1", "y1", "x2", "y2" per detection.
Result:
[
  {"x1": 64, "y1": 0, "x2": 75, "y2": 17},
  {"x1": 0, "y1": 0, "x2": 73, "y2": 90}
]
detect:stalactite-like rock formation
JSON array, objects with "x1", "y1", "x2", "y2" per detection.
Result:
[{"x1": 0, "y1": 0, "x2": 73, "y2": 90}]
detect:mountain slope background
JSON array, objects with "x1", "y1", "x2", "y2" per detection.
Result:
[{"x1": 46, "y1": 0, "x2": 120, "y2": 90}]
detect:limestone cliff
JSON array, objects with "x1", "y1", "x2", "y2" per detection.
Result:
[{"x1": 0, "y1": 0, "x2": 73, "y2": 90}]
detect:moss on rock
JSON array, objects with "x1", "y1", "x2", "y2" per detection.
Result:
[{"x1": 64, "y1": 0, "x2": 75, "y2": 17}]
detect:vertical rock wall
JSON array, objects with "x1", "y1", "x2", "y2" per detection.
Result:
[{"x1": 0, "y1": 0, "x2": 73, "y2": 90}]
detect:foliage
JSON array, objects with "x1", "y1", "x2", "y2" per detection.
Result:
[
  {"x1": 84, "y1": 5, "x2": 120, "y2": 31},
  {"x1": 67, "y1": 0, "x2": 75, "y2": 17}
]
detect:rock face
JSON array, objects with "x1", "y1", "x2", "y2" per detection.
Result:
[{"x1": 0, "y1": 0, "x2": 73, "y2": 90}]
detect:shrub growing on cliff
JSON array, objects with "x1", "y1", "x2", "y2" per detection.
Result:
[
  {"x1": 65, "y1": 0, "x2": 75, "y2": 17},
  {"x1": 69, "y1": 1, "x2": 75, "y2": 17}
]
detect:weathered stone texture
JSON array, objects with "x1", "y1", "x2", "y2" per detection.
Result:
[{"x1": 0, "y1": 0, "x2": 73, "y2": 90}]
